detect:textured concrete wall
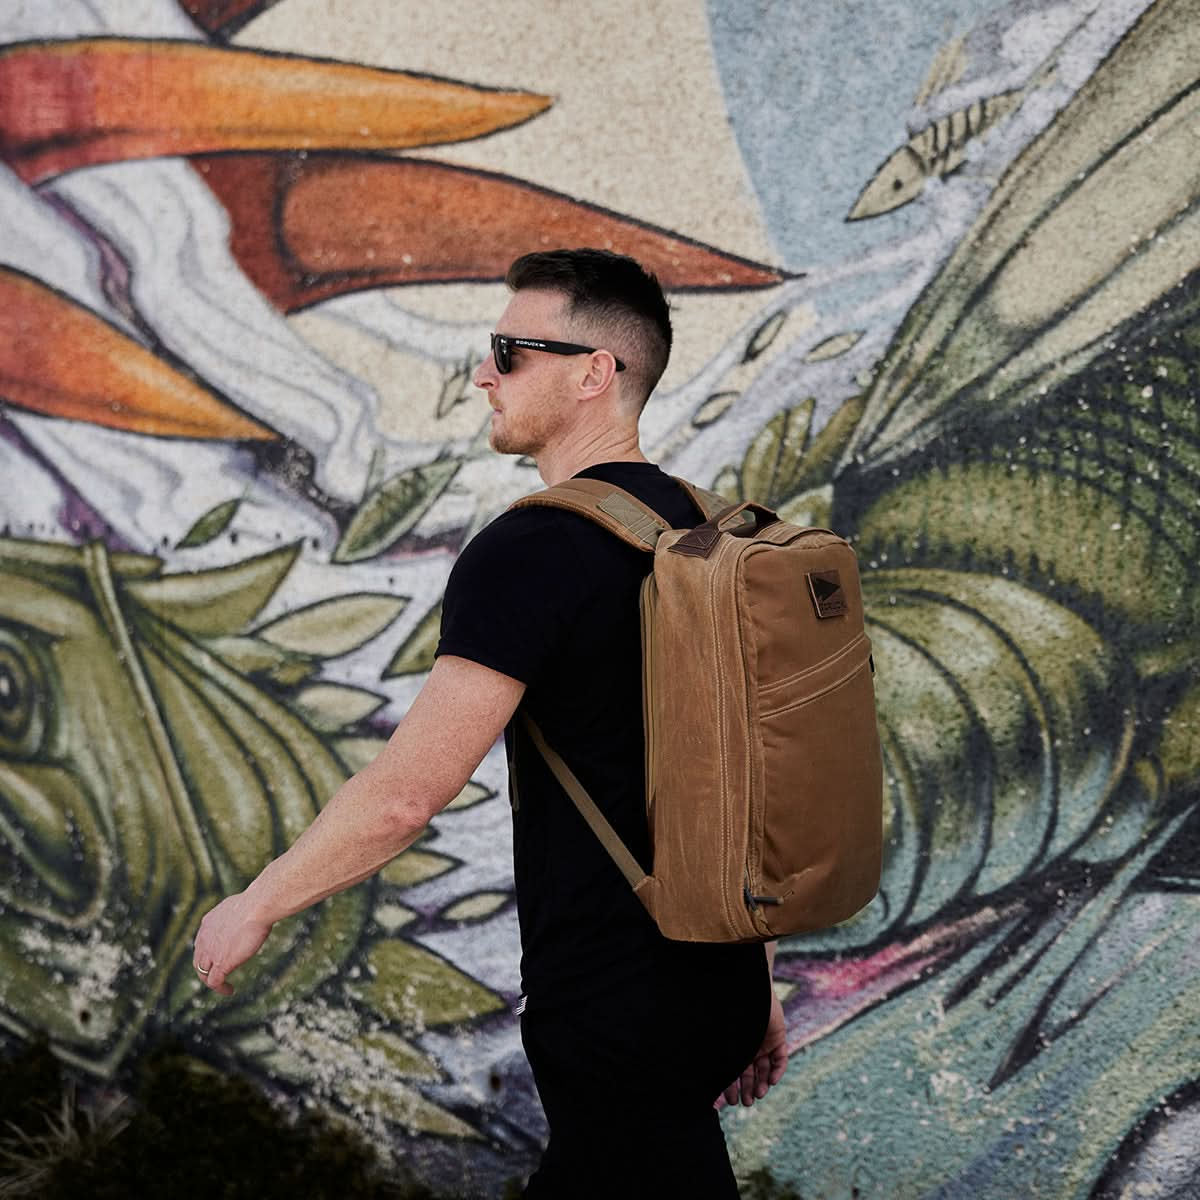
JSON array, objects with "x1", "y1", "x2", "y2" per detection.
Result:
[{"x1": 1, "y1": 2, "x2": 1197, "y2": 1196}]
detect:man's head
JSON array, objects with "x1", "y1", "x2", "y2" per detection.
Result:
[
  {"x1": 503, "y1": 249, "x2": 672, "y2": 408},
  {"x1": 472, "y1": 249, "x2": 672, "y2": 471}
]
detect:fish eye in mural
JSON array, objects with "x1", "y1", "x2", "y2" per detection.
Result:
[{"x1": 1, "y1": 0, "x2": 1198, "y2": 1195}]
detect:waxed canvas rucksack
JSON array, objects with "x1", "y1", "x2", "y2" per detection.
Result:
[{"x1": 509, "y1": 477, "x2": 883, "y2": 943}]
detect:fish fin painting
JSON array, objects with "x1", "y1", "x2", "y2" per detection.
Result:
[{"x1": 2, "y1": 0, "x2": 1198, "y2": 1196}]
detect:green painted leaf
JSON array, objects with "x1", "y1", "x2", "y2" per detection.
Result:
[
  {"x1": 269, "y1": 657, "x2": 320, "y2": 688},
  {"x1": 119, "y1": 620, "x2": 369, "y2": 1029},
  {"x1": 740, "y1": 400, "x2": 814, "y2": 504},
  {"x1": 778, "y1": 484, "x2": 832, "y2": 528},
  {"x1": 1158, "y1": 682, "x2": 1200, "y2": 794},
  {"x1": 205, "y1": 635, "x2": 317, "y2": 685},
  {"x1": 333, "y1": 460, "x2": 460, "y2": 565},
  {"x1": 124, "y1": 544, "x2": 300, "y2": 636},
  {"x1": 784, "y1": 391, "x2": 864, "y2": 498},
  {"x1": 693, "y1": 391, "x2": 739, "y2": 428},
  {"x1": 711, "y1": 465, "x2": 742, "y2": 504},
  {"x1": 290, "y1": 684, "x2": 387, "y2": 733},
  {"x1": 0, "y1": 537, "x2": 160, "y2": 578},
  {"x1": 743, "y1": 310, "x2": 787, "y2": 362},
  {"x1": 437, "y1": 356, "x2": 478, "y2": 419},
  {"x1": 359, "y1": 1029, "x2": 443, "y2": 1082},
  {"x1": 358, "y1": 940, "x2": 504, "y2": 1027},
  {"x1": 441, "y1": 891, "x2": 510, "y2": 923},
  {"x1": 373, "y1": 902, "x2": 417, "y2": 933},
  {"x1": 176, "y1": 497, "x2": 241, "y2": 549},
  {"x1": 804, "y1": 330, "x2": 863, "y2": 362},
  {"x1": 383, "y1": 602, "x2": 442, "y2": 678},
  {"x1": 381, "y1": 849, "x2": 457, "y2": 889},
  {"x1": 256, "y1": 593, "x2": 408, "y2": 658},
  {"x1": 333, "y1": 735, "x2": 389, "y2": 774},
  {"x1": 445, "y1": 780, "x2": 493, "y2": 811},
  {"x1": 736, "y1": 392, "x2": 863, "y2": 515},
  {"x1": 853, "y1": 437, "x2": 1197, "y2": 637},
  {"x1": 340, "y1": 1075, "x2": 480, "y2": 1138},
  {"x1": 140, "y1": 648, "x2": 279, "y2": 881}
]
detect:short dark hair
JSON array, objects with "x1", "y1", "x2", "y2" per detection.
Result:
[{"x1": 505, "y1": 248, "x2": 672, "y2": 405}]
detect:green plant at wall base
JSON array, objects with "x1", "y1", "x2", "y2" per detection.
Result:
[
  {"x1": 736, "y1": 1168, "x2": 806, "y2": 1200},
  {"x1": 0, "y1": 1041, "x2": 441, "y2": 1199},
  {"x1": 0, "y1": 1040, "x2": 60, "y2": 1137},
  {"x1": 0, "y1": 1086, "x2": 129, "y2": 1199},
  {"x1": 0, "y1": 538, "x2": 501, "y2": 1136}
]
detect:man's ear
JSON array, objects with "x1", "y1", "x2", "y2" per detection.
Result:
[{"x1": 577, "y1": 349, "x2": 620, "y2": 399}]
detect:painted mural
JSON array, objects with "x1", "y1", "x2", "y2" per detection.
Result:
[{"x1": 0, "y1": 0, "x2": 1196, "y2": 1196}]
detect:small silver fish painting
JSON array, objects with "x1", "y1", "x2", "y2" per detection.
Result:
[{"x1": 848, "y1": 89, "x2": 1024, "y2": 220}]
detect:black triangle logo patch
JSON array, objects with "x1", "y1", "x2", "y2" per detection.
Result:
[{"x1": 807, "y1": 569, "x2": 848, "y2": 618}]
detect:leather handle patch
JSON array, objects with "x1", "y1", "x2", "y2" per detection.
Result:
[{"x1": 807, "y1": 569, "x2": 848, "y2": 618}]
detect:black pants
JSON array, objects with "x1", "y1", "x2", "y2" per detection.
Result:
[{"x1": 519, "y1": 970, "x2": 770, "y2": 1198}]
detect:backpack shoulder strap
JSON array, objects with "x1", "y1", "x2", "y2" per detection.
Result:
[
  {"x1": 508, "y1": 478, "x2": 668, "y2": 552},
  {"x1": 508, "y1": 475, "x2": 734, "y2": 551},
  {"x1": 522, "y1": 714, "x2": 648, "y2": 890},
  {"x1": 673, "y1": 478, "x2": 734, "y2": 521}
]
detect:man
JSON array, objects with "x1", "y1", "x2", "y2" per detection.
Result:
[{"x1": 193, "y1": 249, "x2": 787, "y2": 1197}]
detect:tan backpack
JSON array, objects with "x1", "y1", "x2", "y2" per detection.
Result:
[{"x1": 509, "y1": 477, "x2": 883, "y2": 943}]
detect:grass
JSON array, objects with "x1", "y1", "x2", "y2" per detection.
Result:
[{"x1": 0, "y1": 1040, "x2": 439, "y2": 1199}]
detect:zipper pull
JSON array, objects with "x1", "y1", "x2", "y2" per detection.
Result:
[{"x1": 744, "y1": 878, "x2": 782, "y2": 910}]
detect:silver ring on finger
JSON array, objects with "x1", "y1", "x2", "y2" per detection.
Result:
[{"x1": 196, "y1": 965, "x2": 211, "y2": 976}]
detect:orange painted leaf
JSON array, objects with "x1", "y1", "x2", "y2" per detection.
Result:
[
  {"x1": 0, "y1": 39, "x2": 552, "y2": 185},
  {"x1": 195, "y1": 153, "x2": 787, "y2": 311},
  {"x1": 0, "y1": 269, "x2": 278, "y2": 440}
]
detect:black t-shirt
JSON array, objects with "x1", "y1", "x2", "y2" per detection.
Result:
[{"x1": 436, "y1": 461, "x2": 765, "y2": 1010}]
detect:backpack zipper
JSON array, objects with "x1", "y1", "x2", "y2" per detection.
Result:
[
  {"x1": 731, "y1": 540, "x2": 774, "y2": 935},
  {"x1": 708, "y1": 534, "x2": 767, "y2": 938},
  {"x1": 639, "y1": 575, "x2": 657, "y2": 824}
]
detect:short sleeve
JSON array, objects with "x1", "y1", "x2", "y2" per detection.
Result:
[{"x1": 434, "y1": 509, "x2": 584, "y2": 686}]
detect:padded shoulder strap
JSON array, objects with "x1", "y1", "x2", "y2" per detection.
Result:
[
  {"x1": 673, "y1": 478, "x2": 733, "y2": 521},
  {"x1": 509, "y1": 478, "x2": 667, "y2": 552},
  {"x1": 508, "y1": 475, "x2": 730, "y2": 550}
]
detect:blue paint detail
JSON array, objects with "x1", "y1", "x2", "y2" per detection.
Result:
[{"x1": 705, "y1": 0, "x2": 998, "y2": 269}]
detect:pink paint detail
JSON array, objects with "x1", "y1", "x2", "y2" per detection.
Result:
[{"x1": 777, "y1": 905, "x2": 1016, "y2": 1051}]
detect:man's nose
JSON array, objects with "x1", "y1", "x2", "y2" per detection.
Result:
[{"x1": 473, "y1": 354, "x2": 497, "y2": 389}]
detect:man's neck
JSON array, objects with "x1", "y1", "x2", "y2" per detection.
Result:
[{"x1": 536, "y1": 434, "x2": 648, "y2": 486}]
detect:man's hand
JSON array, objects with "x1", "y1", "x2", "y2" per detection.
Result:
[
  {"x1": 718, "y1": 986, "x2": 789, "y2": 1109},
  {"x1": 192, "y1": 892, "x2": 273, "y2": 996}
]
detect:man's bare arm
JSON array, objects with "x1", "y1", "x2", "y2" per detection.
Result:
[{"x1": 192, "y1": 655, "x2": 525, "y2": 994}]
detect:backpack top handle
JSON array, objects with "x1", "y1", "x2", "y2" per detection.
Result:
[{"x1": 669, "y1": 501, "x2": 780, "y2": 559}]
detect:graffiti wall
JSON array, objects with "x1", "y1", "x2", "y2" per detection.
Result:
[{"x1": 1, "y1": 0, "x2": 1196, "y2": 1196}]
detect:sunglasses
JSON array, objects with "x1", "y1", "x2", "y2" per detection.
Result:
[{"x1": 490, "y1": 333, "x2": 626, "y2": 375}]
